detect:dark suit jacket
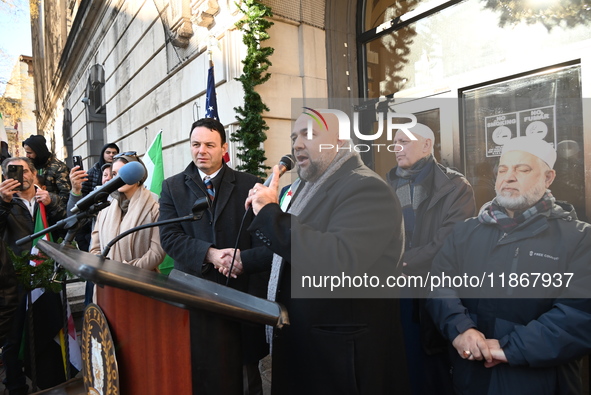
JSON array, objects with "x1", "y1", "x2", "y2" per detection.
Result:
[
  {"x1": 159, "y1": 162, "x2": 271, "y2": 394},
  {"x1": 159, "y1": 162, "x2": 269, "y2": 284},
  {"x1": 248, "y1": 155, "x2": 410, "y2": 395}
]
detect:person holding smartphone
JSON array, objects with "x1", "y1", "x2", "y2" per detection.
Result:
[
  {"x1": 22, "y1": 135, "x2": 71, "y2": 211},
  {"x1": 0, "y1": 157, "x2": 68, "y2": 393}
]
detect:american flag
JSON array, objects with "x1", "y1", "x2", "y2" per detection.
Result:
[{"x1": 206, "y1": 63, "x2": 231, "y2": 164}]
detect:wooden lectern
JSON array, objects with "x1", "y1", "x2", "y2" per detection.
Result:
[
  {"x1": 38, "y1": 240, "x2": 288, "y2": 395},
  {"x1": 96, "y1": 285, "x2": 192, "y2": 393}
]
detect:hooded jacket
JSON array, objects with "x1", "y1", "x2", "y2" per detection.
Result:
[
  {"x1": 82, "y1": 143, "x2": 120, "y2": 196},
  {"x1": 22, "y1": 135, "x2": 71, "y2": 207},
  {"x1": 427, "y1": 201, "x2": 591, "y2": 395}
]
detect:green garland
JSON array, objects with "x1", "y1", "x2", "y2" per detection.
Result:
[
  {"x1": 8, "y1": 246, "x2": 71, "y2": 293},
  {"x1": 232, "y1": 0, "x2": 275, "y2": 177}
]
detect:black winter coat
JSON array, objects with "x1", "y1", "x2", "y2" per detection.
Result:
[
  {"x1": 0, "y1": 196, "x2": 66, "y2": 348},
  {"x1": 159, "y1": 162, "x2": 271, "y2": 394},
  {"x1": 386, "y1": 162, "x2": 476, "y2": 277},
  {"x1": 0, "y1": 242, "x2": 18, "y2": 343}
]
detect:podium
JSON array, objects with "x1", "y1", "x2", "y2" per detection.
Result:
[{"x1": 38, "y1": 240, "x2": 288, "y2": 395}]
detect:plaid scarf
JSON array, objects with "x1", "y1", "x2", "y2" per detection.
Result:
[{"x1": 478, "y1": 190, "x2": 555, "y2": 233}]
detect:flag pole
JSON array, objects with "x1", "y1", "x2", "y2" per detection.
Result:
[
  {"x1": 208, "y1": 34, "x2": 215, "y2": 68},
  {"x1": 206, "y1": 35, "x2": 230, "y2": 165}
]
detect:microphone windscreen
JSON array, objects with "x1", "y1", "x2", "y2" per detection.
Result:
[
  {"x1": 280, "y1": 154, "x2": 295, "y2": 171},
  {"x1": 118, "y1": 161, "x2": 146, "y2": 185}
]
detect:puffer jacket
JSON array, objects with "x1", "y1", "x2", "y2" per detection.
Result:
[{"x1": 427, "y1": 201, "x2": 591, "y2": 395}]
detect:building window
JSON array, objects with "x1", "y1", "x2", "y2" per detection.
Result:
[
  {"x1": 83, "y1": 64, "x2": 107, "y2": 164},
  {"x1": 359, "y1": 0, "x2": 591, "y2": 99},
  {"x1": 89, "y1": 64, "x2": 106, "y2": 113},
  {"x1": 62, "y1": 108, "x2": 74, "y2": 166}
]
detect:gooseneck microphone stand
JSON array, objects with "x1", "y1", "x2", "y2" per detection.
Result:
[
  {"x1": 100, "y1": 197, "x2": 210, "y2": 259},
  {"x1": 16, "y1": 201, "x2": 111, "y2": 248}
]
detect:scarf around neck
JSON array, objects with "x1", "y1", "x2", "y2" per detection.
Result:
[
  {"x1": 99, "y1": 186, "x2": 158, "y2": 263},
  {"x1": 394, "y1": 155, "x2": 434, "y2": 245},
  {"x1": 288, "y1": 149, "x2": 357, "y2": 217},
  {"x1": 395, "y1": 154, "x2": 434, "y2": 180},
  {"x1": 266, "y1": 149, "x2": 357, "y2": 343},
  {"x1": 478, "y1": 190, "x2": 555, "y2": 233}
]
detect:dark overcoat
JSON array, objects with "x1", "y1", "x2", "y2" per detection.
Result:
[
  {"x1": 248, "y1": 155, "x2": 411, "y2": 395},
  {"x1": 159, "y1": 162, "x2": 270, "y2": 394}
]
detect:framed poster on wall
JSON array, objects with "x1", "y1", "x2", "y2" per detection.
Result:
[{"x1": 461, "y1": 64, "x2": 585, "y2": 220}]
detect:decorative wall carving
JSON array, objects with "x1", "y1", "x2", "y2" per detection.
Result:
[
  {"x1": 190, "y1": 0, "x2": 220, "y2": 28},
  {"x1": 168, "y1": 0, "x2": 195, "y2": 48}
]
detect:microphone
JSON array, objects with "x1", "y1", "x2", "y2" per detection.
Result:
[
  {"x1": 263, "y1": 154, "x2": 295, "y2": 186},
  {"x1": 70, "y1": 161, "x2": 146, "y2": 214}
]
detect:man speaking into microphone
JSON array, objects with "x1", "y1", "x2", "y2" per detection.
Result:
[
  {"x1": 158, "y1": 117, "x2": 271, "y2": 394},
  {"x1": 239, "y1": 113, "x2": 410, "y2": 394}
]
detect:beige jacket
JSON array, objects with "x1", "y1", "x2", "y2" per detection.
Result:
[{"x1": 89, "y1": 186, "x2": 165, "y2": 270}]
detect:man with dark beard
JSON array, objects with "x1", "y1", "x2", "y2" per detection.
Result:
[
  {"x1": 240, "y1": 113, "x2": 409, "y2": 394},
  {"x1": 22, "y1": 135, "x2": 71, "y2": 210},
  {"x1": 427, "y1": 136, "x2": 591, "y2": 394}
]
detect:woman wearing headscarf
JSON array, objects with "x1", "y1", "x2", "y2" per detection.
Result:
[{"x1": 89, "y1": 152, "x2": 165, "y2": 270}]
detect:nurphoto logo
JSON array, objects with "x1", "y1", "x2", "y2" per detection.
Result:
[{"x1": 302, "y1": 107, "x2": 418, "y2": 153}]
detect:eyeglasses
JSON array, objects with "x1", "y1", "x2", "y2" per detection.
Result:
[{"x1": 114, "y1": 151, "x2": 137, "y2": 158}]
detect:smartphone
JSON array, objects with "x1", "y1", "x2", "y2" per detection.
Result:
[
  {"x1": 6, "y1": 164, "x2": 24, "y2": 191},
  {"x1": 73, "y1": 155, "x2": 83, "y2": 170}
]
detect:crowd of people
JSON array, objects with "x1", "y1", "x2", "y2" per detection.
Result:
[{"x1": 0, "y1": 115, "x2": 590, "y2": 394}]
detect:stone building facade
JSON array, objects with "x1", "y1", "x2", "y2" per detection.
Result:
[{"x1": 30, "y1": 0, "x2": 339, "y2": 178}]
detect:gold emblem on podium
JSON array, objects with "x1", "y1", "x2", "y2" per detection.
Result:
[{"x1": 82, "y1": 303, "x2": 120, "y2": 395}]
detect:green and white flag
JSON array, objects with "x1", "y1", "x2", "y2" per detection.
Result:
[
  {"x1": 144, "y1": 131, "x2": 165, "y2": 197},
  {"x1": 144, "y1": 131, "x2": 174, "y2": 274}
]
